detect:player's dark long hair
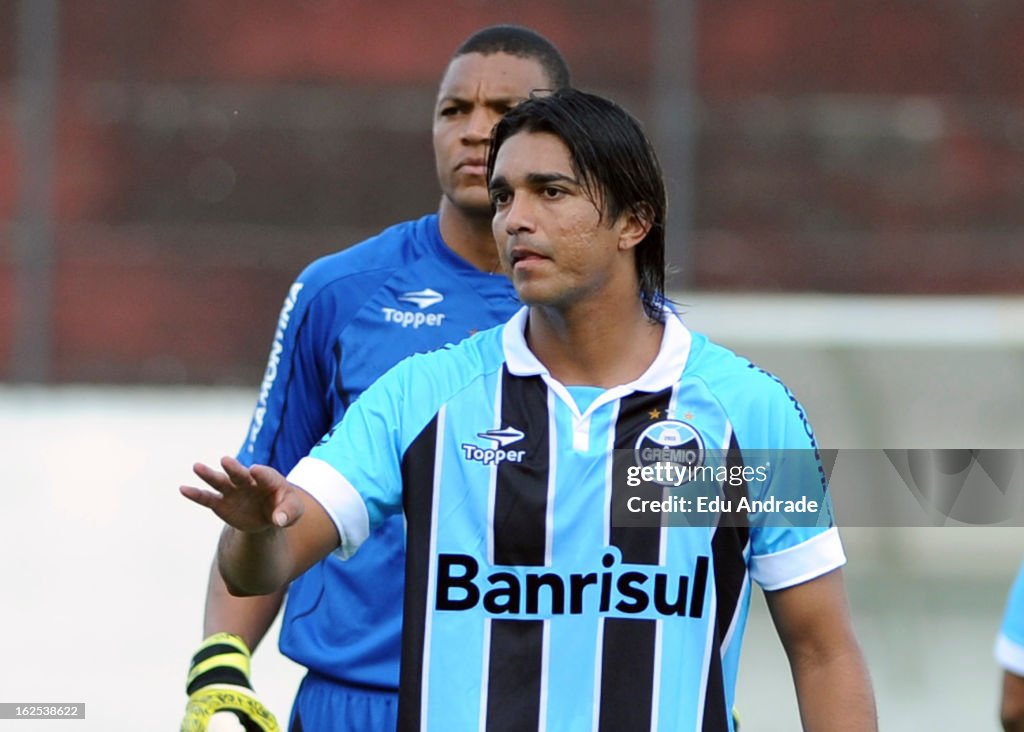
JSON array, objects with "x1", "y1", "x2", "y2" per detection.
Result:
[
  {"x1": 453, "y1": 25, "x2": 571, "y2": 90},
  {"x1": 487, "y1": 89, "x2": 667, "y2": 322}
]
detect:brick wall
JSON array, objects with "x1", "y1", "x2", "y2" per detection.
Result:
[{"x1": 2, "y1": 0, "x2": 1021, "y2": 383}]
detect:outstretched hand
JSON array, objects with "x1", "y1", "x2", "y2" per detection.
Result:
[{"x1": 180, "y1": 457, "x2": 306, "y2": 533}]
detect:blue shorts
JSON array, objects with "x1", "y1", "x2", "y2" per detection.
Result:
[{"x1": 288, "y1": 672, "x2": 398, "y2": 732}]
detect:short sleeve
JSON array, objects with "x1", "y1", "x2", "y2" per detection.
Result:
[
  {"x1": 737, "y1": 372, "x2": 847, "y2": 590},
  {"x1": 287, "y1": 358, "x2": 412, "y2": 559}
]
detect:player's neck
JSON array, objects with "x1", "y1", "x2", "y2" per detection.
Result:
[
  {"x1": 525, "y1": 298, "x2": 664, "y2": 389},
  {"x1": 437, "y1": 197, "x2": 503, "y2": 274}
]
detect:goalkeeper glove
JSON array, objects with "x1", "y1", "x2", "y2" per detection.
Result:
[{"x1": 180, "y1": 633, "x2": 281, "y2": 732}]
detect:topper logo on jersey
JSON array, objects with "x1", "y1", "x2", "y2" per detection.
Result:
[
  {"x1": 461, "y1": 426, "x2": 527, "y2": 465},
  {"x1": 381, "y1": 288, "x2": 448, "y2": 329},
  {"x1": 634, "y1": 420, "x2": 705, "y2": 486},
  {"x1": 398, "y1": 288, "x2": 443, "y2": 309}
]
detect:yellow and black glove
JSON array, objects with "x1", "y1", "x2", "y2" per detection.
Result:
[{"x1": 180, "y1": 633, "x2": 281, "y2": 732}]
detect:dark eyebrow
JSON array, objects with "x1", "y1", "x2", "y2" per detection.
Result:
[
  {"x1": 436, "y1": 96, "x2": 467, "y2": 107},
  {"x1": 437, "y1": 95, "x2": 524, "y2": 108},
  {"x1": 525, "y1": 172, "x2": 579, "y2": 187},
  {"x1": 489, "y1": 172, "x2": 579, "y2": 192}
]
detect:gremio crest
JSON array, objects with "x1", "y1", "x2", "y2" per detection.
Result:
[{"x1": 633, "y1": 420, "x2": 704, "y2": 486}]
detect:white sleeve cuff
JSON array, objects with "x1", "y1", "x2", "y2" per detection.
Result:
[
  {"x1": 287, "y1": 456, "x2": 370, "y2": 560},
  {"x1": 750, "y1": 527, "x2": 847, "y2": 591},
  {"x1": 996, "y1": 633, "x2": 1024, "y2": 676}
]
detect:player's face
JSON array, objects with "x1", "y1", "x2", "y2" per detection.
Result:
[
  {"x1": 433, "y1": 52, "x2": 551, "y2": 216},
  {"x1": 489, "y1": 131, "x2": 647, "y2": 310}
]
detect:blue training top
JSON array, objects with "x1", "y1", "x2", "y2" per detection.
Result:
[
  {"x1": 237, "y1": 213, "x2": 520, "y2": 688},
  {"x1": 292, "y1": 307, "x2": 847, "y2": 732}
]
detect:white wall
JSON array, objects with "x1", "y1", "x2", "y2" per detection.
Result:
[
  {"x1": 0, "y1": 387, "x2": 304, "y2": 731},
  {"x1": 678, "y1": 293, "x2": 1024, "y2": 449}
]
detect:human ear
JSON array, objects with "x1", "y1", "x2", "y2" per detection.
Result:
[{"x1": 616, "y1": 204, "x2": 654, "y2": 252}]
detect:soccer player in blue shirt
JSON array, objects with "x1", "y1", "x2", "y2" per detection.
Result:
[
  {"x1": 179, "y1": 26, "x2": 571, "y2": 732},
  {"x1": 183, "y1": 89, "x2": 877, "y2": 730},
  {"x1": 997, "y1": 561, "x2": 1024, "y2": 731}
]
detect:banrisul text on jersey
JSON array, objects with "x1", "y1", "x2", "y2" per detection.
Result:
[{"x1": 435, "y1": 552, "x2": 709, "y2": 618}]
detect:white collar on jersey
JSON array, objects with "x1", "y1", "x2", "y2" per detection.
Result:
[{"x1": 501, "y1": 305, "x2": 692, "y2": 397}]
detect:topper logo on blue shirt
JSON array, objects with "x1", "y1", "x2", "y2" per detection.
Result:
[
  {"x1": 462, "y1": 425, "x2": 527, "y2": 465},
  {"x1": 382, "y1": 288, "x2": 447, "y2": 328},
  {"x1": 398, "y1": 288, "x2": 444, "y2": 309}
]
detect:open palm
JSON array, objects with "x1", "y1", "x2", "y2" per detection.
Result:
[{"x1": 180, "y1": 456, "x2": 304, "y2": 532}]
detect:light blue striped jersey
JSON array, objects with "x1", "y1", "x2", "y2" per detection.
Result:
[
  {"x1": 237, "y1": 213, "x2": 519, "y2": 688},
  {"x1": 292, "y1": 307, "x2": 846, "y2": 732},
  {"x1": 996, "y1": 561, "x2": 1024, "y2": 675}
]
